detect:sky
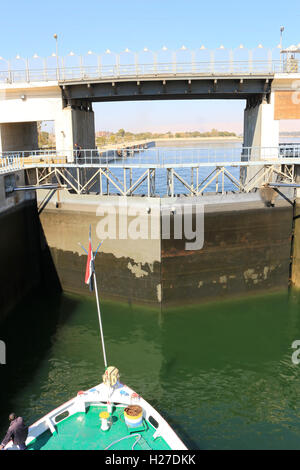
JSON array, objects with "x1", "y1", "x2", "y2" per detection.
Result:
[{"x1": 1, "y1": 0, "x2": 300, "y2": 133}]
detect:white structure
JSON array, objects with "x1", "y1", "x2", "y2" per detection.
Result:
[
  {"x1": 0, "y1": 59, "x2": 298, "y2": 171},
  {"x1": 0, "y1": 82, "x2": 95, "y2": 156},
  {"x1": 243, "y1": 92, "x2": 279, "y2": 150}
]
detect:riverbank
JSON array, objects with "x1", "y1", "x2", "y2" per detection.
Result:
[
  {"x1": 96, "y1": 136, "x2": 243, "y2": 151},
  {"x1": 155, "y1": 136, "x2": 242, "y2": 143}
]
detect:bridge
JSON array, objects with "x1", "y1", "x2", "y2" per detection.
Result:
[
  {"x1": 0, "y1": 45, "x2": 298, "y2": 83},
  {"x1": 0, "y1": 45, "x2": 300, "y2": 188},
  {"x1": 1, "y1": 144, "x2": 300, "y2": 198}
]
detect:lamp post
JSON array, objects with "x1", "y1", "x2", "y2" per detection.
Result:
[
  {"x1": 279, "y1": 27, "x2": 285, "y2": 72},
  {"x1": 280, "y1": 26, "x2": 284, "y2": 51},
  {"x1": 141, "y1": 48, "x2": 157, "y2": 75},
  {"x1": 103, "y1": 49, "x2": 118, "y2": 77},
  {"x1": 118, "y1": 48, "x2": 136, "y2": 76},
  {"x1": 53, "y1": 33, "x2": 60, "y2": 79},
  {"x1": 174, "y1": 45, "x2": 190, "y2": 74},
  {"x1": 0, "y1": 57, "x2": 11, "y2": 82},
  {"x1": 16, "y1": 55, "x2": 29, "y2": 82}
]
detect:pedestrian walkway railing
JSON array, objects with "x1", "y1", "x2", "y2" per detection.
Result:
[
  {"x1": 1, "y1": 145, "x2": 300, "y2": 171},
  {"x1": 0, "y1": 154, "x2": 23, "y2": 173},
  {"x1": 0, "y1": 46, "x2": 298, "y2": 84}
]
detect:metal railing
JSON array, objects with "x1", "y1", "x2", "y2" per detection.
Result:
[
  {"x1": 1, "y1": 145, "x2": 300, "y2": 171},
  {"x1": 0, "y1": 46, "x2": 298, "y2": 84},
  {"x1": 0, "y1": 154, "x2": 23, "y2": 173}
]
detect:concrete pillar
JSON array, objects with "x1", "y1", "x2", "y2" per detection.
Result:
[
  {"x1": 241, "y1": 92, "x2": 279, "y2": 184},
  {"x1": 0, "y1": 122, "x2": 38, "y2": 153},
  {"x1": 54, "y1": 106, "x2": 95, "y2": 160},
  {"x1": 243, "y1": 94, "x2": 279, "y2": 149}
]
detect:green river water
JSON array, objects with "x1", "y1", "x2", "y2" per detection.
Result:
[{"x1": 1, "y1": 288, "x2": 300, "y2": 450}]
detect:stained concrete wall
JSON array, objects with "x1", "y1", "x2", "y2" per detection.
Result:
[
  {"x1": 72, "y1": 108, "x2": 95, "y2": 149},
  {"x1": 0, "y1": 172, "x2": 39, "y2": 322},
  {"x1": 39, "y1": 193, "x2": 161, "y2": 306},
  {"x1": 0, "y1": 170, "x2": 61, "y2": 324},
  {"x1": 38, "y1": 191, "x2": 293, "y2": 308},
  {"x1": 0, "y1": 170, "x2": 35, "y2": 214},
  {"x1": 161, "y1": 195, "x2": 292, "y2": 307},
  {"x1": 0, "y1": 200, "x2": 42, "y2": 323},
  {"x1": 0, "y1": 122, "x2": 38, "y2": 152}
]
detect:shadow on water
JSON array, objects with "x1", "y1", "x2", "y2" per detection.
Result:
[
  {"x1": 0, "y1": 215, "x2": 76, "y2": 436},
  {"x1": 0, "y1": 289, "x2": 79, "y2": 436}
]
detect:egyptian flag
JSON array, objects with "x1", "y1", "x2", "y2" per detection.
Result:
[{"x1": 85, "y1": 236, "x2": 94, "y2": 291}]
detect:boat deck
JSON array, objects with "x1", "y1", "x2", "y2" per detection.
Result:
[{"x1": 26, "y1": 405, "x2": 171, "y2": 450}]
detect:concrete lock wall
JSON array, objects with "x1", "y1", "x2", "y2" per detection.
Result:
[
  {"x1": 0, "y1": 171, "x2": 41, "y2": 323},
  {"x1": 38, "y1": 191, "x2": 293, "y2": 308},
  {"x1": 38, "y1": 193, "x2": 161, "y2": 306},
  {"x1": 161, "y1": 195, "x2": 292, "y2": 306},
  {"x1": 0, "y1": 170, "x2": 61, "y2": 324}
]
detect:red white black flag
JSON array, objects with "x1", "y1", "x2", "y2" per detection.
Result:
[{"x1": 85, "y1": 236, "x2": 94, "y2": 291}]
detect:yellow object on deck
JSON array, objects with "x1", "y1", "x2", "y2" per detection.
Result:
[{"x1": 102, "y1": 366, "x2": 120, "y2": 387}]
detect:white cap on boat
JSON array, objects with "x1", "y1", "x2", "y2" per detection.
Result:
[{"x1": 99, "y1": 411, "x2": 110, "y2": 431}]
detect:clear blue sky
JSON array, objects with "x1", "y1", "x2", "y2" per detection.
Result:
[{"x1": 1, "y1": 0, "x2": 300, "y2": 133}]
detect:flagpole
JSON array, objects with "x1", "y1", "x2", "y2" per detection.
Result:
[
  {"x1": 93, "y1": 269, "x2": 108, "y2": 369},
  {"x1": 81, "y1": 225, "x2": 107, "y2": 369}
]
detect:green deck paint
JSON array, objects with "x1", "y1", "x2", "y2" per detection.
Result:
[{"x1": 27, "y1": 406, "x2": 170, "y2": 450}]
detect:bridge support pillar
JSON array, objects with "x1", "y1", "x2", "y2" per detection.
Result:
[
  {"x1": 54, "y1": 106, "x2": 95, "y2": 161},
  {"x1": 241, "y1": 93, "x2": 279, "y2": 185},
  {"x1": 0, "y1": 122, "x2": 38, "y2": 153}
]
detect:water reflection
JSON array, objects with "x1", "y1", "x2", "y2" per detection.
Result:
[{"x1": 1, "y1": 289, "x2": 300, "y2": 449}]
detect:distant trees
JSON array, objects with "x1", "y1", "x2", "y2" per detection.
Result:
[
  {"x1": 116, "y1": 128, "x2": 126, "y2": 138},
  {"x1": 37, "y1": 121, "x2": 56, "y2": 148},
  {"x1": 108, "y1": 135, "x2": 116, "y2": 144},
  {"x1": 38, "y1": 130, "x2": 55, "y2": 148},
  {"x1": 95, "y1": 128, "x2": 237, "y2": 147}
]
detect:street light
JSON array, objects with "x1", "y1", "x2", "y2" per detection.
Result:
[
  {"x1": 82, "y1": 50, "x2": 99, "y2": 79},
  {"x1": 174, "y1": 45, "x2": 191, "y2": 73},
  {"x1": 0, "y1": 56, "x2": 11, "y2": 82},
  {"x1": 280, "y1": 26, "x2": 285, "y2": 50},
  {"x1": 139, "y1": 47, "x2": 157, "y2": 74},
  {"x1": 102, "y1": 49, "x2": 118, "y2": 77},
  {"x1": 118, "y1": 48, "x2": 136, "y2": 76},
  {"x1": 15, "y1": 55, "x2": 29, "y2": 82},
  {"x1": 53, "y1": 33, "x2": 60, "y2": 79}
]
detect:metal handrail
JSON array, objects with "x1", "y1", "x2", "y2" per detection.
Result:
[
  {"x1": 0, "y1": 58, "x2": 297, "y2": 84},
  {"x1": 1, "y1": 145, "x2": 300, "y2": 172},
  {"x1": 0, "y1": 154, "x2": 23, "y2": 173}
]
